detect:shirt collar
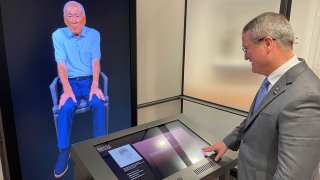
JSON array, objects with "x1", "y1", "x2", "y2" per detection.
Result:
[
  {"x1": 267, "y1": 55, "x2": 300, "y2": 88},
  {"x1": 65, "y1": 26, "x2": 88, "y2": 38}
]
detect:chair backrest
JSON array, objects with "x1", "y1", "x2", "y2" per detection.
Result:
[
  {"x1": 49, "y1": 77, "x2": 59, "y2": 107},
  {"x1": 99, "y1": 72, "x2": 108, "y2": 97}
]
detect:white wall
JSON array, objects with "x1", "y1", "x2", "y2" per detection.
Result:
[
  {"x1": 290, "y1": 0, "x2": 320, "y2": 77},
  {"x1": 290, "y1": 0, "x2": 318, "y2": 60},
  {"x1": 138, "y1": 100, "x2": 181, "y2": 125},
  {"x1": 183, "y1": 0, "x2": 280, "y2": 111},
  {"x1": 183, "y1": 100, "x2": 245, "y2": 141},
  {"x1": 136, "y1": 0, "x2": 185, "y2": 123},
  {"x1": 136, "y1": 0, "x2": 320, "y2": 123},
  {"x1": 137, "y1": 0, "x2": 184, "y2": 104}
]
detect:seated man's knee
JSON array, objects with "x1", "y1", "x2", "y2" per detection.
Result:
[
  {"x1": 89, "y1": 95, "x2": 105, "y2": 108},
  {"x1": 59, "y1": 98, "x2": 76, "y2": 112}
]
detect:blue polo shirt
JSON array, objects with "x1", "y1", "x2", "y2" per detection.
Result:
[{"x1": 52, "y1": 26, "x2": 101, "y2": 78}]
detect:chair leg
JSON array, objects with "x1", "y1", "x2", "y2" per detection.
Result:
[{"x1": 105, "y1": 103, "x2": 109, "y2": 134}]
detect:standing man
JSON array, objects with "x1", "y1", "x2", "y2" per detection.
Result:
[
  {"x1": 203, "y1": 12, "x2": 320, "y2": 180},
  {"x1": 52, "y1": 1, "x2": 106, "y2": 178}
]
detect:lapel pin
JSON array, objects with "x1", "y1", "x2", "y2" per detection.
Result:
[{"x1": 273, "y1": 85, "x2": 281, "y2": 95}]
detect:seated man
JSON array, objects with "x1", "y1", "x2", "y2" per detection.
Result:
[{"x1": 52, "y1": 1, "x2": 107, "y2": 178}]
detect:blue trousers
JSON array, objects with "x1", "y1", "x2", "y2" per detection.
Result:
[{"x1": 57, "y1": 78, "x2": 106, "y2": 149}]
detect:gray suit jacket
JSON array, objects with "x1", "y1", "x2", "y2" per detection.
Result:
[{"x1": 224, "y1": 60, "x2": 320, "y2": 180}]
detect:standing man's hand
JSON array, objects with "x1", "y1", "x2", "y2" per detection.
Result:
[
  {"x1": 89, "y1": 82, "x2": 105, "y2": 101},
  {"x1": 59, "y1": 89, "x2": 77, "y2": 109},
  {"x1": 202, "y1": 141, "x2": 228, "y2": 161}
]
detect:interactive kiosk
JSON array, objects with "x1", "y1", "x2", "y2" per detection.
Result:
[{"x1": 71, "y1": 114, "x2": 237, "y2": 180}]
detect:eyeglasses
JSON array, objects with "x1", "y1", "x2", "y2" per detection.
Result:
[{"x1": 241, "y1": 37, "x2": 265, "y2": 54}]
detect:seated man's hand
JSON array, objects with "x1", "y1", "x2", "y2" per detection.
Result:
[
  {"x1": 59, "y1": 91, "x2": 77, "y2": 109},
  {"x1": 89, "y1": 85, "x2": 105, "y2": 101},
  {"x1": 202, "y1": 141, "x2": 228, "y2": 161}
]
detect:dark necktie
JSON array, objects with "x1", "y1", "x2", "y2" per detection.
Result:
[{"x1": 253, "y1": 78, "x2": 270, "y2": 112}]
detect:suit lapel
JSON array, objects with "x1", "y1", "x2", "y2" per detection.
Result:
[
  {"x1": 243, "y1": 60, "x2": 308, "y2": 132},
  {"x1": 245, "y1": 79, "x2": 287, "y2": 130}
]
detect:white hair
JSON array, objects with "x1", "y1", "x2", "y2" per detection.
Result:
[{"x1": 63, "y1": 1, "x2": 86, "y2": 16}]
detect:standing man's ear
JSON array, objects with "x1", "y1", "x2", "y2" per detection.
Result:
[{"x1": 264, "y1": 36, "x2": 274, "y2": 47}]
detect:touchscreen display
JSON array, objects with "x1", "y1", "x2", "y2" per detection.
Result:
[{"x1": 95, "y1": 120, "x2": 210, "y2": 180}]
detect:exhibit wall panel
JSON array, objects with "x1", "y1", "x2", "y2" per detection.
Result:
[
  {"x1": 137, "y1": 0, "x2": 184, "y2": 104},
  {"x1": 138, "y1": 100, "x2": 181, "y2": 125},
  {"x1": 182, "y1": 100, "x2": 245, "y2": 141},
  {"x1": 183, "y1": 0, "x2": 280, "y2": 111}
]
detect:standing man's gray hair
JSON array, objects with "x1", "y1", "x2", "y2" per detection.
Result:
[
  {"x1": 63, "y1": 1, "x2": 86, "y2": 16},
  {"x1": 242, "y1": 12, "x2": 294, "y2": 49}
]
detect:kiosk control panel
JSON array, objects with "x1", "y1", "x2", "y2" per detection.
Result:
[{"x1": 71, "y1": 114, "x2": 237, "y2": 180}]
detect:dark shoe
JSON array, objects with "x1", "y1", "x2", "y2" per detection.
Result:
[{"x1": 54, "y1": 148, "x2": 70, "y2": 178}]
